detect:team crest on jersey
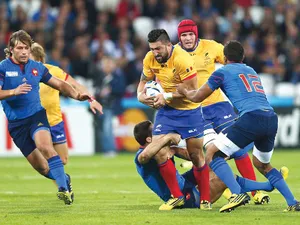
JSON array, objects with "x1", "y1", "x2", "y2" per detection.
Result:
[
  {"x1": 32, "y1": 69, "x2": 38, "y2": 76},
  {"x1": 5, "y1": 71, "x2": 18, "y2": 77}
]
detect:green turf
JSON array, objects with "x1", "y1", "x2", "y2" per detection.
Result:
[{"x1": 0, "y1": 150, "x2": 299, "y2": 225}]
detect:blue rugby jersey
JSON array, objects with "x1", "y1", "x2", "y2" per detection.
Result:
[
  {"x1": 0, "y1": 58, "x2": 52, "y2": 121},
  {"x1": 207, "y1": 63, "x2": 273, "y2": 116}
]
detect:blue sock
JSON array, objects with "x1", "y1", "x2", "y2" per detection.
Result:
[
  {"x1": 266, "y1": 168, "x2": 297, "y2": 206},
  {"x1": 236, "y1": 175, "x2": 273, "y2": 192},
  {"x1": 48, "y1": 155, "x2": 67, "y2": 190},
  {"x1": 209, "y1": 157, "x2": 241, "y2": 194}
]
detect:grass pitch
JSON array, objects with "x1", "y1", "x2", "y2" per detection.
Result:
[{"x1": 0, "y1": 150, "x2": 300, "y2": 225}]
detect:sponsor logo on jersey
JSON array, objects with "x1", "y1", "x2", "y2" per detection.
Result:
[
  {"x1": 22, "y1": 78, "x2": 27, "y2": 82},
  {"x1": 56, "y1": 134, "x2": 65, "y2": 139},
  {"x1": 5, "y1": 71, "x2": 18, "y2": 77},
  {"x1": 154, "y1": 124, "x2": 162, "y2": 132},
  {"x1": 224, "y1": 114, "x2": 232, "y2": 119},
  {"x1": 188, "y1": 128, "x2": 197, "y2": 133}
]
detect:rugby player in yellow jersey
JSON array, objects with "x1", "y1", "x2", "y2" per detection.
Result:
[
  {"x1": 177, "y1": 19, "x2": 269, "y2": 204},
  {"x1": 30, "y1": 43, "x2": 103, "y2": 200},
  {"x1": 137, "y1": 29, "x2": 211, "y2": 210}
]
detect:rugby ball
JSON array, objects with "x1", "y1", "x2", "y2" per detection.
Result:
[{"x1": 145, "y1": 81, "x2": 164, "y2": 97}]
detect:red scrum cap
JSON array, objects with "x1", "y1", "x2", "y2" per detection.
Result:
[{"x1": 177, "y1": 19, "x2": 198, "y2": 41}]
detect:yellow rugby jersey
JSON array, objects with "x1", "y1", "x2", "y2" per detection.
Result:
[
  {"x1": 143, "y1": 45, "x2": 200, "y2": 110},
  {"x1": 177, "y1": 39, "x2": 225, "y2": 106},
  {"x1": 40, "y1": 64, "x2": 68, "y2": 126}
]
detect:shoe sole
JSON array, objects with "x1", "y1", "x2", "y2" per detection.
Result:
[{"x1": 220, "y1": 195, "x2": 250, "y2": 213}]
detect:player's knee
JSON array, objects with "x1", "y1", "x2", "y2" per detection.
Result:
[
  {"x1": 60, "y1": 155, "x2": 68, "y2": 165},
  {"x1": 34, "y1": 164, "x2": 49, "y2": 176},
  {"x1": 37, "y1": 143, "x2": 56, "y2": 157},
  {"x1": 212, "y1": 150, "x2": 227, "y2": 160}
]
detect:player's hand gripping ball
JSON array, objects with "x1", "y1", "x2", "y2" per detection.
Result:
[{"x1": 145, "y1": 81, "x2": 164, "y2": 97}]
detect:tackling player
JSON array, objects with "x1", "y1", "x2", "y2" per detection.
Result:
[
  {"x1": 134, "y1": 120, "x2": 286, "y2": 209},
  {"x1": 137, "y1": 29, "x2": 210, "y2": 210},
  {"x1": 177, "y1": 40, "x2": 300, "y2": 212},
  {"x1": 176, "y1": 19, "x2": 269, "y2": 204},
  {"x1": 0, "y1": 30, "x2": 91, "y2": 205}
]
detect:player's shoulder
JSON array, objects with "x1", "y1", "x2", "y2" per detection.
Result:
[
  {"x1": 200, "y1": 39, "x2": 223, "y2": 48},
  {"x1": 0, "y1": 58, "x2": 10, "y2": 69},
  {"x1": 144, "y1": 51, "x2": 154, "y2": 61},
  {"x1": 28, "y1": 59, "x2": 45, "y2": 69},
  {"x1": 44, "y1": 63, "x2": 62, "y2": 72},
  {"x1": 173, "y1": 45, "x2": 191, "y2": 60}
]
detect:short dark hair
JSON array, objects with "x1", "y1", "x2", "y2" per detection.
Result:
[
  {"x1": 133, "y1": 120, "x2": 152, "y2": 146},
  {"x1": 148, "y1": 29, "x2": 170, "y2": 43},
  {"x1": 224, "y1": 40, "x2": 244, "y2": 63}
]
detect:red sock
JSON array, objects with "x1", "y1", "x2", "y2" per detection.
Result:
[
  {"x1": 234, "y1": 153, "x2": 257, "y2": 196},
  {"x1": 193, "y1": 164, "x2": 210, "y2": 202},
  {"x1": 158, "y1": 159, "x2": 183, "y2": 198}
]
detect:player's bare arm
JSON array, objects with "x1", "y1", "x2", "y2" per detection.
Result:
[
  {"x1": 0, "y1": 83, "x2": 32, "y2": 100},
  {"x1": 46, "y1": 76, "x2": 91, "y2": 101},
  {"x1": 137, "y1": 73, "x2": 155, "y2": 107},
  {"x1": 66, "y1": 75, "x2": 103, "y2": 114},
  {"x1": 177, "y1": 83, "x2": 213, "y2": 103},
  {"x1": 138, "y1": 133, "x2": 181, "y2": 164}
]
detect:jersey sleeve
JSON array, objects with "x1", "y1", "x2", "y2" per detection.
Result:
[
  {"x1": 213, "y1": 41, "x2": 225, "y2": 64},
  {"x1": 40, "y1": 66, "x2": 52, "y2": 83},
  {"x1": 207, "y1": 70, "x2": 225, "y2": 91},
  {"x1": 175, "y1": 53, "x2": 197, "y2": 81},
  {"x1": 0, "y1": 63, "x2": 4, "y2": 87},
  {"x1": 0, "y1": 71, "x2": 4, "y2": 87},
  {"x1": 142, "y1": 52, "x2": 155, "y2": 80}
]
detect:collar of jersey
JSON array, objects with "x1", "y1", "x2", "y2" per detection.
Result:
[
  {"x1": 166, "y1": 45, "x2": 175, "y2": 61},
  {"x1": 179, "y1": 38, "x2": 200, "y2": 52},
  {"x1": 9, "y1": 57, "x2": 28, "y2": 65}
]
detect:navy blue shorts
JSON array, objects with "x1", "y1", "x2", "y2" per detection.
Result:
[
  {"x1": 202, "y1": 101, "x2": 238, "y2": 133},
  {"x1": 8, "y1": 109, "x2": 50, "y2": 157},
  {"x1": 224, "y1": 110, "x2": 278, "y2": 153},
  {"x1": 153, "y1": 105, "x2": 205, "y2": 139},
  {"x1": 50, "y1": 121, "x2": 67, "y2": 144}
]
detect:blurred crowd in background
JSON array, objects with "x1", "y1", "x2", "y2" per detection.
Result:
[
  {"x1": 1, "y1": 0, "x2": 300, "y2": 96},
  {"x1": 1, "y1": 0, "x2": 300, "y2": 155}
]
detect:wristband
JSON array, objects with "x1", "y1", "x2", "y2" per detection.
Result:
[
  {"x1": 88, "y1": 96, "x2": 96, "y2": 103},
  {"x1": 163, "y1": 93, "x2": 173, "y2": 100}
]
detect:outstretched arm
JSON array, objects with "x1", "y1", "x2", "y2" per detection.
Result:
[
  {"x1": 138, "y1": 133, "x2": 181, "y2": 164},
  {"x1": 66, "y1": 75, "x2": 103, "y2": 114},
  {"x1": 46, "y1": 76, "x2": 91, "y2": 101},
  {"x1": 177, "y1": 83, "x2": 214, "y2": 103}
]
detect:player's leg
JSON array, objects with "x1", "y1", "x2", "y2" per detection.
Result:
[
  {"x1": 210, "y1": 102, "x2": 258, "y2": 197},
  {"x1": 154, "y1": 143, "x2": 185, "y2": 210},
  {"x1": 51, "y1": 121, "x2": 69, "y2": 165},
  {"x1": 253, "y1": 125, "x2": 299, "y2": 212},
  {"x1": 31, "y1": 110, "x2": 72, "y2": 204},
  {"x1": 206, "y1": 116, "x2": 257, "y2": 212},
  {"x1": 186, "y1": 136, "x2": 211, "y2": 210},
  {"x1": 33, "y1": 129, "x2": 72, "y2": 204}
]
